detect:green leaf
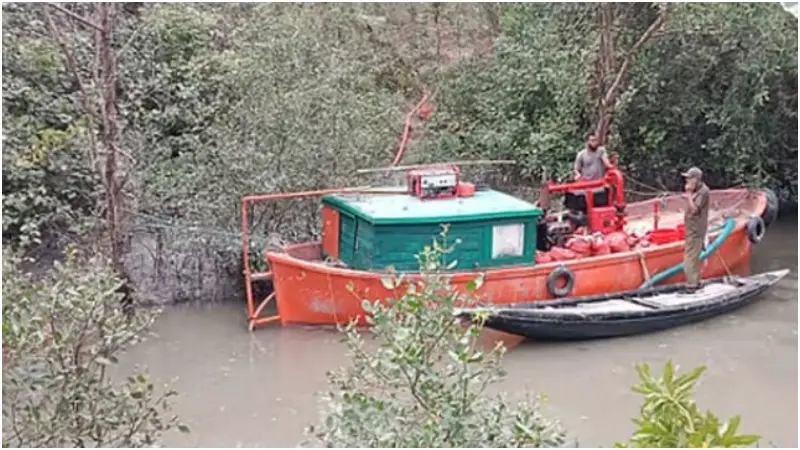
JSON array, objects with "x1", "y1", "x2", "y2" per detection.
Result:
[
  {"x1": 727, "y1": 434, "x2": 761, "y2": 446},
  {"x1": 662, "y1": 360, "x2": 675, "y2": 388},
  {"x1": 721, "y1": 415, "x2": 741, "y2": 440},
  {"x1": 465, "y1": 273, "x2": 485, "y2": 292}
]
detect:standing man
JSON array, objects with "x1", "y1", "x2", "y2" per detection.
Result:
[
  {"x1": 573, "y1": 132, "x2": 613, "y2": 181},
  {"x1": 682, "y1": 166, "x2": 710, "y2": 289}
]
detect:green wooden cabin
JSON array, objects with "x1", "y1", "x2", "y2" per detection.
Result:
[{"x1": 320, "y1": 189, "x2": 543, "y2": 271}]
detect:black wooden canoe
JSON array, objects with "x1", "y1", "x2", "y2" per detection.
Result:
[{"x1": 456, "y1": 269, "x2": 789, "y2": 341}]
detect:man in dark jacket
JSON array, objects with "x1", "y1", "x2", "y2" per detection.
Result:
[{"x1": 682, "y1": 166, "x2": 710, "y2": 289}]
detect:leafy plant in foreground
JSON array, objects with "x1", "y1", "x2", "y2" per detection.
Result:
[
  {"x1": 615, "y1": 360, "x2": 760, "y2": 448},
  {"x1": 2, "y1": 248, "x2": 188, "y2": 447},
  {"x1": 306, "y1": 231, "x2": 565, "y2": 447}
]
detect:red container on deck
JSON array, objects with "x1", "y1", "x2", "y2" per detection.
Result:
[
  {"x1": 457, "y1": 182, "x2": 475, "y2": 197},
  {"x1": 648, "y1": 225, "x2": 686, "y2": 245},
  {"x1": 676, "y1": 224, "x2": 686, "y2": 239}
]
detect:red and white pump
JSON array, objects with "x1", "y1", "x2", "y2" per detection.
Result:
[
  {"x1": 404, "y1": 164, "x2": 477, "y2": 200},
  {"x1": 537, "y1": 154, "x2": 627, "y2": 244}
]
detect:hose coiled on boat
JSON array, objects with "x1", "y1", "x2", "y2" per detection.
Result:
[{"x1": 639, "y1": 218, "x2": 737, "y2": 289}]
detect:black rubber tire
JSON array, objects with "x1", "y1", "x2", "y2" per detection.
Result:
[
  {"x1": 760, "y1": 188, "x2": 779, "y2": 228},
  {"x1": 547, "y1": 265, "x2": 575, "y2": 298},
  {"x1": 746, "y1": 216, "x2": 766, "y2": 245}
]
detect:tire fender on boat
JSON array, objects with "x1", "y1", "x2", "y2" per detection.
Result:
[
  {"x1": 547, "y1": 265, "x2": 575, "y2": 298},
  {"x1": 760, "y1": 188, "x2": 779, "y2": 227},
  {"x1": 746, "y1": 216, "x2": 766, "y2": 244}
]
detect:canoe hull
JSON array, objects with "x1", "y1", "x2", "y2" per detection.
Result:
[
  {"x1": 265, "y1": 189, "x2": 767, "y2": 326},
  {"x1": 463, "y1": 270, "x2": 788, "y2": 341},
  {"x1": 479, "y1": 294, "x2": 760, "y2": 341}
]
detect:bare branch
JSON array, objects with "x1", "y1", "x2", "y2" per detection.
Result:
[
  {"x1": 46, "y1": 2, "x2": 103, "y2": 31},
  {"x1": 117, "y1": 22, "x2": 148, "y2": 60},
  {"x1": 43, "y1": 7, "x2": 100, "y2": 162},
  {"x1": 601, "y1": 4, "x2": 671, "y2": 109},
  {"x1": 594, "y1": 4, "x2": 671, "y2": 141}
]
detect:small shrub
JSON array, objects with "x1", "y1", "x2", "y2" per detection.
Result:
[
  {"x1": 615, "y1": 360, "x2": 760, "y2": 448},
  {"x1": 2, "y1": 247, "x2": 188, "y2": 447},
  {"x1": 306, "y1": 232, "x2": 565, "y2": 447}
]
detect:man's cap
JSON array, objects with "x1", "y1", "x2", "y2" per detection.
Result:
[{"x1": 681, "y1": 167, "x2": 703, "y2": 179}]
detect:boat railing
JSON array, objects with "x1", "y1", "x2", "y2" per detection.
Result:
[{"x1": 241, "y1": 186, "x2": 405, "y2": 330}]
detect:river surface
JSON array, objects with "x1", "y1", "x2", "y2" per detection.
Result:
[{"x1": 120, "y1": 219, "x2": 798, "y2": 448}]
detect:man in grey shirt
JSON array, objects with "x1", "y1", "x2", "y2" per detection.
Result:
[{"x1": 573, "y1": 133, "x2": 612, "y2": 181}]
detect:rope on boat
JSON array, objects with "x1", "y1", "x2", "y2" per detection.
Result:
[
  {"x1": 626, "y1": 176, "x2": 676, "y2": 195},
  {"x1": 639, "y1": 218, "x2": 736, "y2": 289},
  {"x1": 635, "y1": 249, "x2": 651, "y2": 282},
  {"x1": 716, "y1": 252, "x2": 734, "y2": 278}
]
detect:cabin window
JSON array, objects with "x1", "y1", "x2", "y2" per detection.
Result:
[{"x1": 491, "y1": 223, "x2": 525, "y2": 258}]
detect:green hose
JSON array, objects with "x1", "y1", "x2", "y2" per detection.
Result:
[{"x1": 639, "y1": 218, "x2": 736, "y2": 289}]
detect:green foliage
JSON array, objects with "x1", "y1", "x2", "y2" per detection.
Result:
[
  {"x1": 120, "y1": 4, "x2": 420, "y2": 270},
  {"x1": 421, "y1": 3, "x2": 797, "y2": 199},
  {"x1": 1, "y1": 122, "x2": 101, "y2": 249},
  {"x1": 616, "y1": 3, "x2": 798, "y2": 199},
  {"x1": 1, "y1": 248, "x2": 187, "y2": 447},
  {"x1": 1, "y1": 4, "x2": 101, "y2": 249},
  {"x1": 615, "y1": 361, "x2": 760, "y2": 448},
  {"x1": 2, "y1": 5, "x2": 776, "y2": 445},
  {"x1": 2, "y1": 2, "x2": 796, "y2": 302},
  {"x1": 307, "y1": 233, "x2": 564, "y2": 447},
  {"x1": 420, "y1": 3, "x2": 594, "y2": 183},
  {"x1": 124, "y1": 4, "x2": 242, "y2": 219},
  {"x1": 178, "y1": 4, "x2": 402, "y2": 227}
]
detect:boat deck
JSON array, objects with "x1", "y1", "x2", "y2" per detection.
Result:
[
  {"x1": 538, "y1": 282, "x2": 739, "y2": 315},
  {"x1": 624, "y1": 189, "x2": 758, "y2": 235}
]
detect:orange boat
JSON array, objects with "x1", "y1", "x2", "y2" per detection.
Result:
[{"x1": 241, "y1": 162, "x2": 778, "y2": 329}]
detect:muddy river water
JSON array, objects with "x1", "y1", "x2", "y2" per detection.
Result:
[{"x1": 120, "y1": 219, "x2": 798, "y2": 448}]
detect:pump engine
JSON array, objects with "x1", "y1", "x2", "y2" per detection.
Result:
[
  {"x1": 406, "y1": 165, "x2": 461, "y2": 199},
  {"x1": 537, "y1": 161, "x2": 627, "y2": 249}
]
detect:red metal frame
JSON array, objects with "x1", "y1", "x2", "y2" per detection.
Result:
[
  {"x1": 321, "y1": 206, "x2": 341, "y2": 259},
  {"x1": 544, "y1": 158, "x2": 627, "y2": 233},
  {"x1": 241, "y1": 187, "x2": 405, "y2": 330},
  {"x1": 243, "y1": 90, "x2": 436, "y2": 330},
  {"x1": 653, "y1": 201, "x2": 660, "y2": 230},
  {"x1": 392, "y1": 90, "x2": 431, "y2": 166}
]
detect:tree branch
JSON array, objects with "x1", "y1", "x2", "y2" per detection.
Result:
[
  {"x1": 43, "y1": 7, "x2": 100, "y2": 159},
  {"x1": 46, "y1": 2, "x2": 103, "y2": 31},
  {"x1": 44, "y1": 7, "x2": 113, "y2": 219},
  {"x1": 117, "y1": 22, "x2": 147, "y2": 60},
  {"x1": 601, "y1": 4, "x2": 671, "y2": 109}
]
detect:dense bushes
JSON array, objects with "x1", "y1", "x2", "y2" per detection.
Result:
[
  {"x1": 2, "y1": 5, "x2": 786, "y2": 445},
  {"x1": 417, "y1": 4, "x2": 595, "y2": 183},
  {"x1": 420, "y1": 3, "x2": 798, "y2": 199},
  {"x1": 615, "y1": 3, "x2": 797, "y2": 199},
  {"x1": 2, "y1": 3, "x2": 796, "y2": 292},
  {"x1": 2, "y1": 249, "x2": 187, "y2": 447},
  {"x1": 1, "y1": 4, "x2": 101, "y2": 249}
]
